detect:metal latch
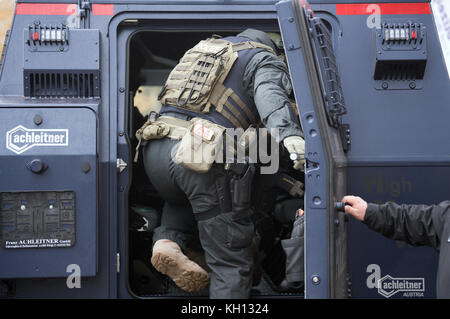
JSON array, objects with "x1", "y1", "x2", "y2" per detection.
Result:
[{"x1": 117, "y1": 158, "x2": 127, "y2": 173}]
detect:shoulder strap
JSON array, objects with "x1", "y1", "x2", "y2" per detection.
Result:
[{"x1": 231, "y1": 41, "x2": 276, "y2": 55}]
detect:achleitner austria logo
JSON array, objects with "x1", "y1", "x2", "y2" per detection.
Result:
[
  {"x1": 6, "y1": 125, "x2": 69, "y2": 154},
  {"x1": 366, "y1": 264, "x2": 425, "y2": 298},
  {"x1": 377, "y1": 275, "x2": 425, "y2": 298}
]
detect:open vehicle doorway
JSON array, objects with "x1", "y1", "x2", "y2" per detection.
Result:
[{"x1": 123, "y1": 27, "x2": 306, "y2": 299}]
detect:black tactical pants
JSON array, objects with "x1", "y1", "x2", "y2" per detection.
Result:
[{"x1": 143, "y1": 137, "x2": 254, "y2": 299}]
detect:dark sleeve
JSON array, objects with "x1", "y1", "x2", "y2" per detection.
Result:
[
  {"x1": 243, "y1": 51, "x2": 303, "y2": 143},
  {"x1": 363, "y1": 201, "x2": 450, "y2": 249}
]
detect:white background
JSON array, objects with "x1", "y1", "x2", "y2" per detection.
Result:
[{"x1": 432, "y1": 0, "x2": 450, "y2": 78}]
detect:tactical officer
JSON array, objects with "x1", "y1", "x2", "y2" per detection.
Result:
[
  {"x1": 139, "y1": 29, "x2": 304, "y2": 299},
  {"x1": 342, "y1": 195, "x2": 450, "y2": 299}
]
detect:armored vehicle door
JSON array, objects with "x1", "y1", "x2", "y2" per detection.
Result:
[{"x1": 276, "y1": 0, "x2": 349, "y2": 298}]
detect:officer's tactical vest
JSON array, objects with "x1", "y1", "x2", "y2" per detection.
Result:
[{"x1": 159, "y1": 36, "x2": 275, "y2": 129}]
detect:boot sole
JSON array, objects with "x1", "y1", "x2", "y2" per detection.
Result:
[{"x1": 151, "y1": 252, "x2": 210, "y2": 292}]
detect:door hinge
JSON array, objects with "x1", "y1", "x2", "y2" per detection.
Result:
[
  {"x1": 117, "y1": 253, "x2": 120, "y2": 273},
  {"x1": 117, "y1": 158, "x2": 127, "y2": 173},
  {"x1": 77, "y1": 0, "x2": 92, "y2": 29}
]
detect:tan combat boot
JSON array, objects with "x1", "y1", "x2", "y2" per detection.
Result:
[{"x1": 151, "y1": 239, "x2": 210, "y2": 292}]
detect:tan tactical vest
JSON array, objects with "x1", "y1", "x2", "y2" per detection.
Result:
[{"x1": 158, "y1": 37, "x2": 275, "y2": 129}]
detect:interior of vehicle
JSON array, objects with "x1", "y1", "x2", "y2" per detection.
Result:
[{"x1": 126, "y1": 30, "x2": 306, "y2": 298}]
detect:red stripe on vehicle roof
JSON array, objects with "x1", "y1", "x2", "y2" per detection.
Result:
[
  {"x1": 15, "y1": 3, "x2": 113, "y2": 16},
  {"x1": 92, "y1": 4, "x2": 114, "y2": 16},
  {"x1": 336, "y1": 3, "x2": 431, "y2": 15},
  {"x1": 15, "y1": 3, "x2": 77, "y2": 15}
]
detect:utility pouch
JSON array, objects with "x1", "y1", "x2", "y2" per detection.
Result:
[
  {"x1": 281, "y1": 213, "x2": 305, "y2": 283},
  {"x1": 230, "y1": 163, "x2": 255, "y2": 213},
  {"x1": 142, "y1": 121, "x2": 170, "y2": 140},
  {"x1": 174, "y1": 118, "x2": 226, "y2": 173},
  {"x1": 134, "y1": 114, "x2": 170, "y2": 163}
]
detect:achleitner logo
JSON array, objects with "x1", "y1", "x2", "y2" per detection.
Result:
[
  {"x1": 378, "y1": 275, "x2": 425, "y2": 298},
  {"x1": 6, "y1": 125, "x2": 69, "y2": 154},
  {"x1": 366, "y1": 264, "x2": 425, "y2": 298}
]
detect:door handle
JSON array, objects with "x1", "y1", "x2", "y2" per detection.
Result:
[
  {"x1": 334, "y1": 202, "x2": 350, "y2": 212},
  {"x1": 334, "y1": 202, "x2": 350, "y2": 222}
]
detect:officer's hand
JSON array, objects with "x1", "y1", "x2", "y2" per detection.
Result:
[
  {"x1": 283, "y1": 136, "x2": 305, "y2": 171},
  {"x1": 341, "y1": 196, "x2": 367, "y2": 222}
]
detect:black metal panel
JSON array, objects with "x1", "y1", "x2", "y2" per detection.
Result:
[
  {"x1": 0, "y1": 107, "x2": 97, "y2": 279},
  {"x1": 0, "y1": 191, "x2": 76, "y2": 249},
  {"x1": 24, "y1": 70, "x2": 100, "y2": 98},
  {"x1": 374, "y1": 21, "x2": 428, "y2": 90},
  {"x1": 23, "y1": 29, "x2": 100, "y2": 99}
]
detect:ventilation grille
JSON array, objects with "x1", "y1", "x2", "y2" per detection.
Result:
[
  {"x1": 24, "y1": 70, "x2": 100, "y2": 98},
  {"x1": 375, "y1": 61, "x2": 425, "y2": 81}
]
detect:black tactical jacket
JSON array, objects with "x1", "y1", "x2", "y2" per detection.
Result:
[{"x1": 364, "y1": 201, "x2": 450, "y2": 299}]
